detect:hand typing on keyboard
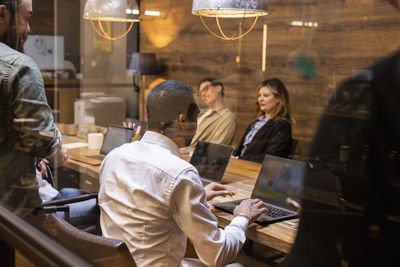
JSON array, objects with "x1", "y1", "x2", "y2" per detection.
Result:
[
  {"x1": 233, "y1": 199, "x2": 267, "y2": 224},
  {"x1": 204, "y1": 182, "x2": 235, "y2": 201}
]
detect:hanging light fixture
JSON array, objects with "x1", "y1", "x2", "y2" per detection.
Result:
[
  {"x1": 83, "y1": 0, "x2": 140, "y2": 41},
  {"x1": 192, "y1": 0, "x2": 268, "y2": 41}
]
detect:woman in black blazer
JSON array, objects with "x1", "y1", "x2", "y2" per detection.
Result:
[{"x1": 235, "y1": 78, "x2": 292, "y2": 163}]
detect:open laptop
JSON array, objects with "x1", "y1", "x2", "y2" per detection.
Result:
[
  {"x1": 213, "y1": 155, "x2": 306, "y2": 225},
  {"x1": 189, "y1": 141, "x2": 234, "y2": 186},
  {"x1": 73, "y1": 126, "x2": 134, "y2": 165}
]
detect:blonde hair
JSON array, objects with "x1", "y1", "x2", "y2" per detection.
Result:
[{"x1": 255, "y1": 78, "x2": 291, "y2": 122}]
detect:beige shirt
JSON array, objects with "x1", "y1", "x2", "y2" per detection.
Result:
[{"x1": 190, "y1": 106, "x2": 237, "y2": 146}]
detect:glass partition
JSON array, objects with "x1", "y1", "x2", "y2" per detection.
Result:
[{"x1": 1, "y1": 0, "x2": 399, "y2": 264}]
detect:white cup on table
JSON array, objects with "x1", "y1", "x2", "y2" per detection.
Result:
[{"x1": 88, "y1": 133, "x2": 103, "y2": 150}]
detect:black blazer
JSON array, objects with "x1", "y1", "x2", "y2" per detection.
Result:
[{"x1": 234, "y1": 119, "x2": 292, "y2": 163}]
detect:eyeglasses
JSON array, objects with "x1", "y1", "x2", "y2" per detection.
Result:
[
  {"x1": 198, "y1": 84, "x2": 212, "y2": 96},
  {"x1": 200, "y1": 85, "x2": 212, "y2": 91}
]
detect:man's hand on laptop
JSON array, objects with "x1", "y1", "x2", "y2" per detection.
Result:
[
  {"x1": 204, "y1": 183, "x2": 235, "y2": 201},
  {"x1": 233, "y1": 199, "x2": 267, "y2": 224}
]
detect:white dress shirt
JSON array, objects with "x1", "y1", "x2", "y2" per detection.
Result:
[{"x1": 99, "y1": 131, "x2": 248, "y2": 267}]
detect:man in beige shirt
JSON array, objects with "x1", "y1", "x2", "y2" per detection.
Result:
[{"x1": 191, "y1": 78, "x2": 237, "y2": 146}]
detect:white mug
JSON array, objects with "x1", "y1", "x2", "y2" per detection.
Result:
[{"x1": 88, "y1": 133, "x2": 104, "y2": 150}]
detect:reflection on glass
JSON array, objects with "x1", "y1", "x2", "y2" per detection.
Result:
[
  {"x1": 252, "y1": 155, "x2": 305, "y2": 205},
  {"x1": 1, "y1": 0, "x2": 400, "y2": 264}
]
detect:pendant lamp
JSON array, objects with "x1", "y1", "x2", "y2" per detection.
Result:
[
  {"x1": 83, "y1": 0, "x2": 140, "y2": 40},
  {"x1": 192, "y1": 0, "x2": 268, "y2": 40}
]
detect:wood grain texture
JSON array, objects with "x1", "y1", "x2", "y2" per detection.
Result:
[{"x1": 139, "y1": 0, "x2": 400, "y2": 159}]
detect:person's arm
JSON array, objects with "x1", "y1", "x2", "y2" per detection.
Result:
[
  {"x1": 170, "y1": 170, "x2": 266, "y2": 267},
  {"x1": 264, "y1": 120, "x2": 292, "y2": 157},
  {"x1": 36, "y1": 159, "x2": 48, "y2": 179},
  {"x1": 10, "y1": 57, "x2": 62, "y2": 160}
]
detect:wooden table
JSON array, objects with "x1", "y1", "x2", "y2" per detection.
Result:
[{"x1": 63, "y1": 136, "x2": 298, "y2": 253}]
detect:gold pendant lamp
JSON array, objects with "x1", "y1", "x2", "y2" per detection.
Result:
[
  {"x1": 83, "y1": 0, "x2": 140, "y2": 40},
  {"x1": 192, "y1": 0, "x2": 269, "y2": 40}
]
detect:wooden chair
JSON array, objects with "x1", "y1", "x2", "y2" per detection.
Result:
[
  {"x1": 42, "y1": 193, "x2": 100, "y2": 233},
  {"x1": 49, "y1": 213, "x2": 136, "y2": 266}
]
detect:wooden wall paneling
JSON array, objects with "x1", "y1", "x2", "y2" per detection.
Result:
[
  {"x1": 139, "y1": 0, "x2": 400, "y2": 159},
  {"x1": 30, "y1": 0, "x2": 54, "y2": 35},
  {"x1": 55, "y1": 0, "x2": 81, "y2": 73}
]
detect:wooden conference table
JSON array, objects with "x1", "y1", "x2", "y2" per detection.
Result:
[{"x1": 63, "y1": 136, "x2": 298, "y2": 254}]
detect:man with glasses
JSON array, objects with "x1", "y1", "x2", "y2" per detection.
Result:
[{"x1": 190, "y1": 78, "x2": 237, "y2": 146}]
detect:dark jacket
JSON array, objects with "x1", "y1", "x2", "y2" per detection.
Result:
[
  {"x1": 0, "y1": 40, "x2": 61, "y2": 213},
  {"x1": 234, "y1": 119, "x2": 292, "y2": 163},
  {"x1": 283, "y1": 50, "x2": 400, "y2": 267}
]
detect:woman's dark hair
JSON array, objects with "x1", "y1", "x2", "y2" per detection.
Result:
[{"x1": 255, "y1": 78, "x2": 291, "y2": 121}]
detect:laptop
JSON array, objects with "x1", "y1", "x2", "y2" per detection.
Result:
[
  {"x1": 213, "y1": 155, "x2": 306, "y2": 225},
  {"x1": 74, "y1": 126, "x2": 134, "y2": 165},
  {"x1": 189, "y1": 141, "x2": 234, "y2": 186}
]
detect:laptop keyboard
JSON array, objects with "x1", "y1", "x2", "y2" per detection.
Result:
[
  {"x1": 266, "y1": 204, "x2": 292, "y2": 218},
  {"x1": 229, "y1": 200, "x2": 293, "y2": 218}
]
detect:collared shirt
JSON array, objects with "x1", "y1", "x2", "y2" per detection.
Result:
[
  {"x1": 99, "y1": 131, "x2": 248, "y2": 267},
  {"x1": 197, "y1": 109, "x2": 212, "y2": 126},
  {"x1": 0, "y1": 41, "x2": 61, "y2": 214},
  {"x1": 190, "y1": 106, "x2": 237, "y2": 146},
  {"x1": 240, "y1": 115, "x2": 270, "y2": 157}
]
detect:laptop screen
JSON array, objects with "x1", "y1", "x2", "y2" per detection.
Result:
[
  {"x1": 251, "y1": 155, "x2": 306, "y2": 206},
  {"x1": 189, "y1": 141, "x2": 234, "y2": 182},
  {"x1": 100, "y1": 126, "x2": 134, "y2": 155}
]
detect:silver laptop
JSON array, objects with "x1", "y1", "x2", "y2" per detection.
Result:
[
  {"x1": 213, "y1": 154, "x2": 306, "y2": 225},
  {"x1": 189, "y1": 141, "x2": 234, "y2": 186}
]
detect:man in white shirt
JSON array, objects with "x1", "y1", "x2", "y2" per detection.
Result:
[{"x1": 99, "y1": 80, "x2": 266, "y2": 267}]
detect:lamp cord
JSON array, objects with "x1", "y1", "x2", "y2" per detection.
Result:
[
  {"x1": 199, "y1": 15, "x2": 258, "y2": 41},
  {"x1": 89, "y1": 20, "x2": 135, "y2": 41}
]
